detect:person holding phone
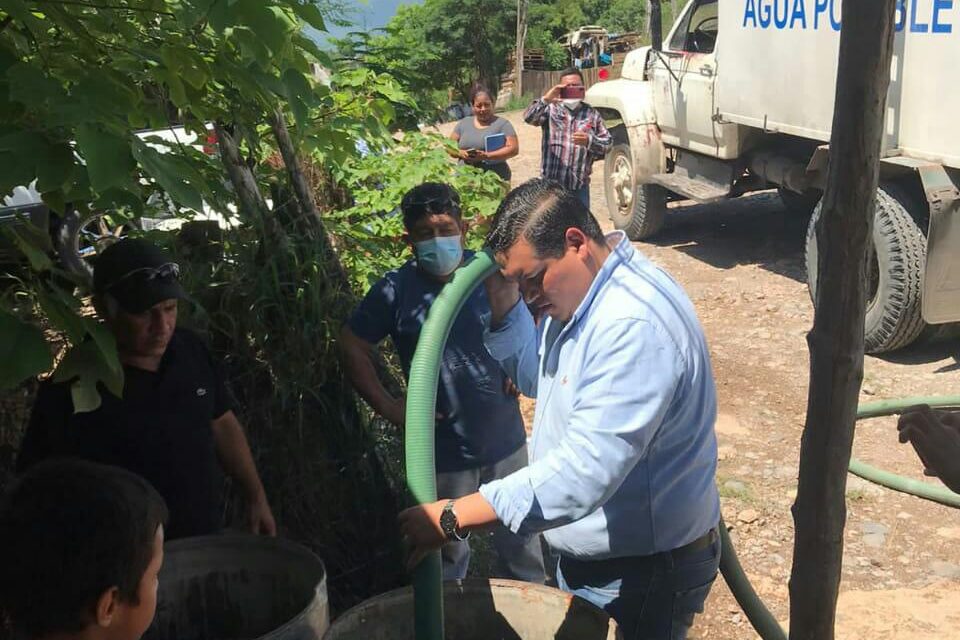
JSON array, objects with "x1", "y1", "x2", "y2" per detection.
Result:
[
  {"x1": 449, "y1": 86, "x2": 519, "y2": 183},
  {"x1": 523, "y1": 68, "x2": 612, "y2": 208}
]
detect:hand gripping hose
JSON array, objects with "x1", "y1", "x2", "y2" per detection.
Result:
[{"x1": 403, "y1": 248, "x2": 960, "y2": 640}]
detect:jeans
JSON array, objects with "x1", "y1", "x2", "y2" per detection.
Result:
[
  {"x1": 575, "y1": 185, "x2": 591, "y2": 209},
  {"x1": 555, "y1": 529, "x2": 721, "y2": 639},
  {"x1": 436, "y1": 445, "x2": 546, "y2": 583}
]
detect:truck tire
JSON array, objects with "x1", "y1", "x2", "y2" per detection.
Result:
[
  {"x1": 604, "y1": 143, "x2": 667, "y2": 240},
  {"x1": 778, "y1": 186, "x2": 820, "y2": 216},
  {"x1": 805, "y1": 185, "x2": 927, "y2": 353},
  {"x1": 55, "y1": 209, "x2": 131, "y2": 285}
]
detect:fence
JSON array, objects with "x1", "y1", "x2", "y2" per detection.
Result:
[{"x1": 519, "y1": 63, "x2": 624, "y2": 100}]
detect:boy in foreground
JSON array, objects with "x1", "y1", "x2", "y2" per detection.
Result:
[{"x1": 0, "y1": 459, "x2": 168, "y2": 640}]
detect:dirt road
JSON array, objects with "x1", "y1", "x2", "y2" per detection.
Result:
[{"x1": 441, "y1": 110, "x2": 960, "y2": 638}]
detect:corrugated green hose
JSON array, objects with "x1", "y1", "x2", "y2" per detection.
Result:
[
  {"x1": 403, "y1": 247, "x2": 960, "y2": 640},
  {"x1": 405, "y1": 250, "x2": 500, "y2": 640}
]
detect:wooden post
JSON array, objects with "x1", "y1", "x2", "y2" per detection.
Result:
[
  {"x1": 515, "y1": 0, "x2": 527, "y2": 99},
  {"x1": 788, "y1": 1, "x2": 896, "y2": 639},
  {"x1": 649, "y1": 0, "x2": 663, "y2": 51}
]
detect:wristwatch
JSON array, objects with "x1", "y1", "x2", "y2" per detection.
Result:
[{"x1": 439, "y1": 499, "x2": 470, "y2": 541}]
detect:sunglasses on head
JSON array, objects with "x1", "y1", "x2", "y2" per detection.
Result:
[
  {"x1": 407, "y1": 196, "x2": 461, "y2": 215},
  {"x1": 104, "y1": 262, "x2": 180, "y2": 291}
]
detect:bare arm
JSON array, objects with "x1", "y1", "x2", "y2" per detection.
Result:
[
  {"x1": 211, "y1": 410, "x2": 276, "y2": 535},
  {"x1": 447, "y1": 129, "x2": 469, "y2": 159},
  {"x1": 339, "y1": 326, "x2": 406, "y2": 426}
]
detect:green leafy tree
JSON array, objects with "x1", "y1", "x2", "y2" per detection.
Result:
[
  {"x1": 334, "y1": 0, "x2": 515, "y2": 114},
  {"x1": 598, "y1": 0, "x2": 648, "y2": 33},
  {"x1": 0, "y1": 0, "x2": 418, "y2": 607}
]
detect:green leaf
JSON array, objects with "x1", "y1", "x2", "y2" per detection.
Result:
[
  {"x1": 291, "y1": 2, "x2": 327, "y2": 31},
  {"x1": 70, "y1": 376, "x2": 102, "y2": 414},
  {"x1": 54, "y1": 336, "x2": 125, "y2": 411},
  {"x1": 82, "y1": 317, "x2": 123, "y2": 381},
  {"x1": 236, "y1": 2, "x2": 296, "y2": 57},
  {"x1": 37, "y1": 287, "x2": 85, "y2": 343},
  {"x1": 293, "y1": 34, "x2": 334, "y2": 67},
  {"x1": 282, "y1": 69, "x2": 314, "y2": 128},
  {"x1": 131, "y1": 138, "x2": 205, "y2": 211},
  {"x1": 6, "y1": 62, "x2": 66, "y2": 108},
  {"x1": 1, "y1": 221, "x2": 54, "y2": 272},
  {"x1": 160, "y1": 45, "x2": 210, "y2": 91},
  {"x1": 75, "y1": 125, "x2": 136, "y2": 193},
  {"x1": 0, "y1": 311, "x2": 53, "y2": 390},
  {"x1": 42, "y1": 189, "x2": 68, "y2": 215},
  {"x1": 37, "y1": 143, "x2": 76, "y2": 193}
]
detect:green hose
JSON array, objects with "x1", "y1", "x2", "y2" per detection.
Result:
[
  {"x1": 849, "y1": 396, "x2": 960, "y2": 508},
  {"x1": 405, "y1": 250, "x2": 500, "y2": 640},
  {"x1": 403, "y1": 247, "x2": 960, "y2": 640}
]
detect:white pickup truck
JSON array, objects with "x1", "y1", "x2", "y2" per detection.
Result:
[{"x1": 587, "y1": 0, "x2": 960, "y2": 352}]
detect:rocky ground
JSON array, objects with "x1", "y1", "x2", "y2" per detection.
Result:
[{"x1": 437, "y1": 110, "x2": 960, "y2": 638}]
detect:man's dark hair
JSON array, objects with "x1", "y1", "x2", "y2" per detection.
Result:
[
  {"x1": 469, "y1": 85, "x2": 492, "y2": 105},
  {"x1": 486, "y1": 179, "x2": 605, "y2": 258},
  {"x1": 400, "y1": 182, "x2": 462, "y2": 232},
  {"x1": 0, "y1": 459, "x2": 168, "y2": 639},
  {"x1": 558, "y1": 67, "x2": 585, "y2": 82}
]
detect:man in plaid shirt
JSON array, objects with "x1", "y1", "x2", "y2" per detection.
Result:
[{"x1": 524, "y1": 68, "x2": 613, "y2": 208}]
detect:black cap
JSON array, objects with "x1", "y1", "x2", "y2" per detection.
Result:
[{"x1": 92, "y1": 239, "x2": 186, "y2": 314}]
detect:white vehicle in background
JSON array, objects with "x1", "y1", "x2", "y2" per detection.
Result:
[
  {"x1": 587, "y1": 0, "x2": 960, "y2": 353},
  {"x1": 0, "y1": 125, "x2": 230, "y2": 271}
]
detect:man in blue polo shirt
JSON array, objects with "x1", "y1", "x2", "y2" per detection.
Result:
[{"x1": 340, "y1": 182, "x2": 544, "y2": 583}]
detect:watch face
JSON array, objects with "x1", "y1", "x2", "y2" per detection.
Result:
[{"x1": 440, "y1": 503, "x2": 458, "y2": 538}]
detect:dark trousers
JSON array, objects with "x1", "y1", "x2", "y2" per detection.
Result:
[{"x1": 555, "y1": 529, "x2": 721, "y2": 639}]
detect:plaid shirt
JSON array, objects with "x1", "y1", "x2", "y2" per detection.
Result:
[{"x1": 524, "y1": 98, "x2": 613, "y2": 190}]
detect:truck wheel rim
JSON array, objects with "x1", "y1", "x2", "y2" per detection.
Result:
[{"x1": 612, "y1": 154, "x2": 633, "y2": 212}]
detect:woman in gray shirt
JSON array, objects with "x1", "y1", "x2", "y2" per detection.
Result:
[{"x1": 449, "y1": 86, "x2": 519, "y2": 183}]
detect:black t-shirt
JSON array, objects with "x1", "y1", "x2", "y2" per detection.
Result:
[{"x1": 17, "y1": 328, "x2": 232, "y2": 539}]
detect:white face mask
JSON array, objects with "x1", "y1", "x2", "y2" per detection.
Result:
[{"x1": 562, "y1": 98, "x2": 582, "y2": 111}]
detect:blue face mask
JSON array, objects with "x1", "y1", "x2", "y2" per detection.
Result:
[{"x1": 415, "y1": 234, "x2": 463, "y2": 277}]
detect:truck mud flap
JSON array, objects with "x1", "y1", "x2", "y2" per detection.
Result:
[{"x1": 921, "y1": 166, "x2": 960, "y2": 324}]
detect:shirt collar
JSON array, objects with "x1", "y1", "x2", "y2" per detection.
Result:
[{"x1": 564, "y1": 231, "x2": 632, "y2": 330}]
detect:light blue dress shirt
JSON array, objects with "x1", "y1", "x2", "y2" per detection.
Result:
[{"x1": 479, "y1": 231, "x2": 720, "y2": 559}]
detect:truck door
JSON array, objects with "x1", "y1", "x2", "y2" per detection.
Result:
[{"x1": 651, "y1": 0, "x2": 720, "y2": 156}]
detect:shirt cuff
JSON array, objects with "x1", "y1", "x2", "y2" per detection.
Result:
[
  {"x1": 479, "y1": 471, "x2": 537, "y2": 534},
  {"x1": 483, "y1": 298, "x2": 530, "y2": 360}
]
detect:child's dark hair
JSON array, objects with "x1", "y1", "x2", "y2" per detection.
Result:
[
  {"x1": 400, "y1": 182, "x2": 462, "y2": 231},
  {"x1": 0, "y1": 459, "x2": 168, "y2": 639}
]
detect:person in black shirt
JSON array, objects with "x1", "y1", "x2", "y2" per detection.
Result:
[{"x1": 17, "y1": 239, "x2": 276, "y2": 539}]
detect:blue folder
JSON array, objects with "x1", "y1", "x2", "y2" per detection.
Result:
[{"x1": 484, "y1": 133, "x2": 507, "y2": 153}]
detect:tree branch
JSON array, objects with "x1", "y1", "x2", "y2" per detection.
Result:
[
  {"x1": 269, "y1": 108, "x2": 351, "y2": 290},
  {"x1": 29, "y1": 0, "x2": 175, "y2": 16},
  {"x1": 788, "y1": 1, "x2": 896, "y2": 638}
]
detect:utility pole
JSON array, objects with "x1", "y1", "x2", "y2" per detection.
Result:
[
  {"x1": 649, "y1": 0, "x2": 663, "y2": 50},
  {"x1": 788, "y1": 1, "x2": 897, "y2": 638},
  {"x1": 515, "y1": 0, "x2": 527, "y2": 99}
]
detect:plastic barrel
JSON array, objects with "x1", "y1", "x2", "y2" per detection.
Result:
[
  {"x1": 146, "y1": 534, "x2": 329, "y2": 640},
  {"x1": 324, "y1": 579, "x2": 621, "y2": 640}
]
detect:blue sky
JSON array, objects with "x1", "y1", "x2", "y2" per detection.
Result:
[{"x1": 323, "y1": 0, "x2": 419, "y2": 42}]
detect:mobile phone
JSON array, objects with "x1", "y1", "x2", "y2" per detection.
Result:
[
  {"x1": 560, "y1": 85, "x2": 586, "y2": 100},
  {"x1": 467, "y1": 149, "x2": 478, "y2": 158}
]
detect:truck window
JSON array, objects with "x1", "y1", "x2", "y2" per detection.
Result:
[{"x1": 668, "y1": 0, "x2": 718, "y2": 54}]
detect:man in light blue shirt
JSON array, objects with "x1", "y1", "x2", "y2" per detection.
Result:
[{"x1": 400, "y1": 179, "x2": 720, "y2": 639}]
